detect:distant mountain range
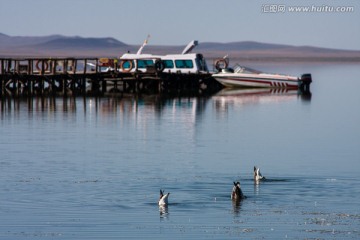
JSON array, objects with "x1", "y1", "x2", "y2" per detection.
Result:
[
  {"x1": 0, "y1": 33, "x2": 126, "y2": 48},
  {"x1": 1, "y1": 33, "x2": 359, "y2": 61}
]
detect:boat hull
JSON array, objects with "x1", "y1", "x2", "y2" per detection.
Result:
[{"x1": 213, "y1": 75, "x2": 300, "y2": 89}]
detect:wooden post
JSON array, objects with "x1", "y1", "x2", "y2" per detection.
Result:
[
  {"x1": 95, "y1": 58, "x2": 98, "y2": 74},
  {"x1": 16, "y1": 76, "x2": 20, "y2": 96},
  {"x1": 28, "y1": 59, "x2": 32, "y2": 75},
  {"x1": 1, "y1": 75, "x2": 4, "y2": 96},
  {"x1": 41, "y1": 76, "x2": 44, "y2": 95},
  {"x1": 0, "y1": 67, "x2": 2, "y2": 96},
  {"x1": 52, "y1": 59, "x2": 57, "y2": 75},
  {"x1": 7, "y1": 59, "x2": 12, "y2": 72},
  {"x1": 40, "y1": 59, "x2": 45, "y2": 75},
  {"x1": 0, "y1": 59, "x2": 4, "y2": 74},
  {"x1": 158, "y1": 80, "x2": 162, "y2": 93},
  {"x1": 15, "y1": 60, "x2": 19, "y2": 73},
  {"x1": 81, "y1": 77, "x2": 85, "y2": 94},
  {"x1": 63, "y1": 59, "x2": 67, "y2": 74},
  {"x1": 28, "y1": 76, "x2": 32, "y2": 96},
  {"x1": 101, "y1": 79, "x2": 106, "y2": 93},
  {"x1": 73, "y1": 59, "x2": 77, "y2": 74},
  {"x1": 27, "y1": 60, "x2": 32, "y2": 95},
  {"x1": 114, "y1": 59, "x2": 118, "y2": 73},
  {"x1": 94, "y1": 78, "x2": 98, "y2": 94},
  {"x1": 83, "y1": 59, "x2": 87, "y2": 75},
  {"x1": 62, "y1": 79, "x2": 66, "y2": 96}
]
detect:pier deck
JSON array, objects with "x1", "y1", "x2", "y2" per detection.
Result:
[{"x1": 0, "y1": 57, "x2": 222, "y2": 97}]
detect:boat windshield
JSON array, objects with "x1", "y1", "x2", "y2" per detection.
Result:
[{"x1": 233, "y1": 64, "x2": 262, "y2": 74}]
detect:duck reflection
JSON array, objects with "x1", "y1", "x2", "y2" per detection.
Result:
[
  {"x1": 232, "y1": 198, "x2": 243, "y2": 215},
  {"x1": 254, "y1": 182, "x2": 261, "y2": 196},
  {"x1": 159, "y1": 205, "x2": 169, "y2": 220}
]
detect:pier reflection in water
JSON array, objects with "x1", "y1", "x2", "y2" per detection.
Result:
[
  {"x1": 0, "y1": 97, "x2": 79, "y2": 114},
  {"x1": 0, "y1": 96, "x2": 211, "y2": 130},
  {"x1": 1, "y1": 88, "x2": 310, "y2": 116}
]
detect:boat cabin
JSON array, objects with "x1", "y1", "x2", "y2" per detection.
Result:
[{"x1": 119, "y1": 40, "x2": 209, "y2": 73}]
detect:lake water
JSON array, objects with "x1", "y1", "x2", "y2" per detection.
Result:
[{"x1": 1, "y1": 63, "x2": 359, "y2": 239}]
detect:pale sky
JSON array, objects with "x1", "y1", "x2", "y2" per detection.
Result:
[{"x1": 0, "y1": 0, "x2": 359, "y2": 50}]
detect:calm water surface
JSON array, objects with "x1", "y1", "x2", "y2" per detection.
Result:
[{"x1": 1, "y1": 63, "x2": 359, "y2": 239}]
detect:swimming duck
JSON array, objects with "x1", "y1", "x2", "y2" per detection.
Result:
[
  {"x1": 231, "y1": 181, "x2": 245, "y2": 200},
  {"x1": 254, "y1": 166, "x2": 265, "y2": 182},
  {"x1": 158, "y1": 189, "x2": 170, "y2": 206}
]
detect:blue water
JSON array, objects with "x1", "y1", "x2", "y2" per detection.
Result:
[{"x1": 0, "y1": 63, "x2": 359, "y2": 239}]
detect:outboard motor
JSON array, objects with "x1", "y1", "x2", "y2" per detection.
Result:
[{"x1": 300, "y1": 73, "x2": 312, "y2": 92}]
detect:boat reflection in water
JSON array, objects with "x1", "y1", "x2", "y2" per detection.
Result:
[{"x1": 212, "y1": 88, "x2": 311, "y2": 113}]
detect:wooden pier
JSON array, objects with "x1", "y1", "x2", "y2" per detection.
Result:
[{"x1": 0, "y1": 57, "x2": 222, "y2": 97}]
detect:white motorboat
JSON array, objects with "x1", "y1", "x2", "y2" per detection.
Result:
[{"x1": 212, "y1": 63, "x2": 312, "y2": 90}]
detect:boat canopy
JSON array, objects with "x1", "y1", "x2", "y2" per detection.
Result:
[
  {"x1": 233, "y1": 64, "x2": 262, "y2": 74},
  {"x1": 119, "y1": 39, "x2": 208, "y2": 73}
]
